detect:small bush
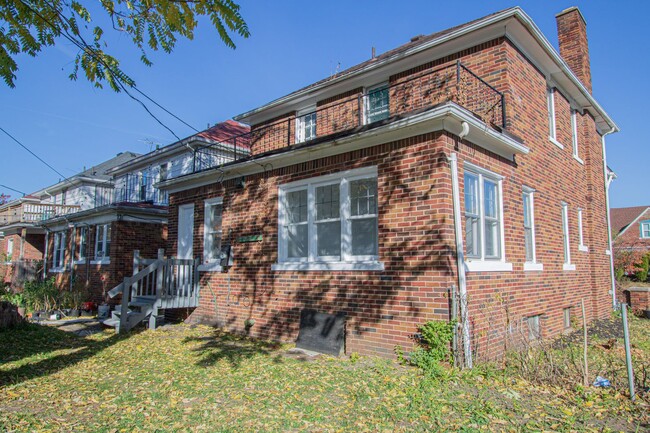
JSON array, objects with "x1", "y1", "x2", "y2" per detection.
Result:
[
  {"x1": 635, "y1": 253, "x2": 650, "y2": 282},
  {"x1": 409, "y1": 320, "x2": 455, "y2": 377},
  {"x1": 23, "y1": 278, "x2": 59, "y2": 312}
]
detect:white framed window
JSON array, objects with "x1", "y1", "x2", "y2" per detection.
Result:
[
  {"x1": 52, "y1": 231, "x2": 66, "y2": 270},
  {"x1": 296, "y1": 106, "x2": 317, "y2": 144},
  {"x1": 578, "y1": 208, "x2": 588, "y2": 252},
  {"x1": 547, "y1": 87, "x2": 562, "y2": 149},
  {"x1": 139, "y1": 171, "x2": 148, "y2": 201},
  {"x1": 201, "y1": 197, "x2": 223, "y2": 272},
  {"x1": 561, "y1": 202, "x2": 575, "y2": 271},
  {"x1": 571, "y1": 110, "x2": 583, "y2": 163},
  {"x1": 274, "y1": 166, "x2": 382, "y2": 271},
  {"x1": 463, "y1": 163, "x2": 511, "y2": 272},
  {"x1": 365, "y1": 83, "x2": 390, "y2": 124},
  {"x1": 93, "y1": 224, "x2": 111, "y2": 264},
  {"x1": 77, "y1": 227, "x2": 88, "y2": 262},
  {"x1": 5, "y1": 238, "x2": 13, "y2": 261},
  {"x1": 641, "y1": 221, "x2": 650, "y2": 239},
  {"x1": 523, "y1": 188, "x2": 542, "y2": 271},
  {"x1": 526, "y1": 315, "x2": 541, "y2": 340},
  {"x1": 159, "y1": 163, "x2": 169, "y2": 181}
]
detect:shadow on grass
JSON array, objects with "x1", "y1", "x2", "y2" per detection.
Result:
[
  {"x1": 0, "y1": 322, "x2": 133, "y2": 387},
  {"x1": 183, "y1": 328, "x2": 282, "y2": 369}
]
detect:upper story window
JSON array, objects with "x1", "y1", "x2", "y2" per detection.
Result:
[
  {"x1": 94, "y1": 223, "x2": 111, "y2": 262},
  {"x1": 78, "y1": 227, "x2": 88, "y2": 261},
  {"x1": 547, "y1": 87, "x2": 557, "y2": 142},
  {"x1": 53, "y1": 231, "x2": 66, "y2": 269},
  {"x1": 6, "y1": 238, "x2": 13, "y2": 260},
  {"x1": 561, "y1": 202, "x2": 575, "y2": 271},
  {"x1": 296, "y1": 106, "x2": 317, "y2": 143},
  {"x1": 365, "y1": 83, "x2": 390, "y2": 124},
  {"x1": 160, "y1": 163, "x2": 169, "y2": 181},
  {"x1": 275, "y1": 167, "x2": 382, "y2": 271},
  {"x1": 203, "y1": 198, "x2": 223, "y2": 267},
  {"x1": 139, "y1": 172, "x2": 149, "y2": 201},
  {"x1": 641, "y1": 221, "x2": 650, "y2": 239},
  {"x1": 571, "y1": 110, "x2": 581, "y2": 162}
]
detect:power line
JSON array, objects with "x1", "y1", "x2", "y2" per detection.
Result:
[
  {"x1": 0, "y1": 126, "x2": 67, "y2": 180},
  {"x1": 0, "y1": 184, "x2": 27, "y2": 196}
]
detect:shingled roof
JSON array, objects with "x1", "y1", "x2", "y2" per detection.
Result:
[{"x1": 610, "y1": 206, "x2": 650, "y2": 236}]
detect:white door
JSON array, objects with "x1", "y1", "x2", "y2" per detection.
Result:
[{"x1": 178, "y1": 204, "x2": 194, "y2": 260}]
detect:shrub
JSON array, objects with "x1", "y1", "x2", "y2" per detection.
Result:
[
  {"x1": 614, "y1": 250, "x2": 645, "y2": 281},
  {"x1": 409, "y1": 320, "x2": 455, "y2": 377},
  {"x1": 23, "y1": 278, "x2": 59, "y2": 312},
  {"x1": 635, "y1": 253, "x2": 650, "y2": 282}
]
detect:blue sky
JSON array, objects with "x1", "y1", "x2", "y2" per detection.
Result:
[{"x1": 0, "y1": 0, "x2": 645, "y2": 208}]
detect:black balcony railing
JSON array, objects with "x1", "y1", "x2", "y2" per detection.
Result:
[
  {"x1": 93, "y1": 174, "x2": 169, "y2": 208},
  {"x1": 192, "y1": 61, "x2": 506, "y2": 173}
]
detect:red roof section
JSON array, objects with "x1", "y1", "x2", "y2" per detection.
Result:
[
  {"x1": 197, "y1": 120, "x2": 251, "y2": 149},
  {"x1": 610, "y1": 206, "x2": 650, "y2": 236}
]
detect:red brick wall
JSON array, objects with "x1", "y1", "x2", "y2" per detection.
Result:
[
  {"x1": 168, "y1": 37, "x2": 612, "y2": 360},
  {"x1": 46, "y1": 221, "x2": 167, "y2": 304},
  {"x1": 556, "y1": 8, "x2": 592, "y2": 93},
  {"x1": 0, "y1": 232, "x2": 45, "y2": 286}
]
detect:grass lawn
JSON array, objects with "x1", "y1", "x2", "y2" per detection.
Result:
[{"x1": 1, "y1": 317, "x2": 648, "y2": 432}]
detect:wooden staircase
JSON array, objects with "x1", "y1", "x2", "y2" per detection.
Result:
[{"x1": 103, "y1": 249, "x2": 200, "y2": 333}]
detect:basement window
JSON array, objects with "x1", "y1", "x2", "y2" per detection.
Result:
[
  {"x1": 526, "y1": 315, "x2": 541, "y2": 340},
  {"x1": 563, "y1": 308, "x2": 572, "y2": 330}
]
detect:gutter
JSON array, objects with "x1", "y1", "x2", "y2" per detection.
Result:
[{"x1": 449, "y1": 152, "x2": 473, "y2": 368}]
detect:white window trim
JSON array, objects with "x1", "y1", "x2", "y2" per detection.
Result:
[
  {"x1": 200, "y1": 197, "x2": 223, "y2": 273},
  {"x1": 463, "y1": 162, "x2": 511, "y2": 272},
  {"x1": 641, "y1": 221, "x2": 650, "y2": 239},
  {"x1": 51, "y1": 231, "x2": 67, "y2": 271},
  {"x1": 363, "y1": 82, "x2": 390, "y2": 125},
  {"x1": 547, "y1": 87, "x2": 563, "y2": 149},
  {"x1": 92, "y1": 224, "x2": 111, "y2": 265},
  {"x1": 578, "y1": 208, "x2": 588, "y2": 252},
  {"x1": 571, "y1": 110, "x2": 584, "y2": 164},
  {"x1": 522, "y1": 187, "x2": 542, "y2": 271},
  {"x1": 561, "y1": 202, "x2": 575, "y2": 271},
  {"x1": 75, "y1": 227, "x2": 88, "y2": 264},
  {"x1": 295, "y1": 105, "x2": 317, "y2": 144},
  {"x1": 276, "y1": 166, "x2": 382, "y2": 271}
]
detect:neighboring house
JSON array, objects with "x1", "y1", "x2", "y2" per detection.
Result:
[
  {"x1": 155, "y1": 6, "x2": 618, "y2": 361},
  {"x1": 0, "y1": 196, "x2": 78, "y2": 287},
  {"x1": 610, "y1": 206, "x2": 650, "y2": 253},
  {"x1": 42, "y1": 122, "x2": 249, "y2": 304}
]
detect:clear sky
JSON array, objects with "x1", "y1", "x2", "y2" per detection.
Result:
[{"x1": 0, "y1": 0, "x2": 645, "y2": 208}]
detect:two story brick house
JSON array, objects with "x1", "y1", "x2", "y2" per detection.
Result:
[{"x1": 156, "y1": 7, "x2": 618, "y2": 361}]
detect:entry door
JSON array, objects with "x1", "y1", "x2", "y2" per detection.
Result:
[{"x1": 178, "y1": 204, "x2": 194, "y2": 260}]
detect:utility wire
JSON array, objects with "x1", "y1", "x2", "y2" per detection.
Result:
[
  {"x1": 0, "y1": 126, "x2": 67, "y2": 180},
  {"x1": 0, "y1": 184, "x2": 27, "y2": 196}
]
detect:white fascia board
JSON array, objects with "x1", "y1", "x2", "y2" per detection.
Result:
[{"x1": 158, "y1": 102, "x2": 528, "y2": 194}]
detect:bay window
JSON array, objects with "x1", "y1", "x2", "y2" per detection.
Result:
[{"x1": 275, "y1": 167, "x2": 382, "y2": 271}]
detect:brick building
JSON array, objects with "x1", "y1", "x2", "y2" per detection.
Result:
[
  {"x1": 41, "y1": 121, "x2": 249, "y2": 304},
  {"x1": 160, "y1": 7, "x2": 617, "y2": 361}
]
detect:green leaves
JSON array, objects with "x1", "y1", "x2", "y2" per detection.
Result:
[{"x1": 0, "y1": 0, "x2": 249, "y2": 90}]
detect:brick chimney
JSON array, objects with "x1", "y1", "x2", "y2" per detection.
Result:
[{"x1": 556, "y1": 7, "x2": 592, "y2": 93}]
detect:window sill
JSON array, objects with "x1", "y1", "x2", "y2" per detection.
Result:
[
  {"x1": 198, "y1": 262, "x2": 223, "y2": 272},
  {"x1": 50, "y1": 267, "x2": 66, "y2": 273},
  {"x1": 465, "y1": 261, "x2": 513, "y2": 272},
  {"x1": 579, "y1": 245, "x2": 589, "y2": 252},
  {"x1": 90, "y1": 260, "x2": 110, "y2": 266},
  {"x1": 74, "y1": 259, "x2": 86, "y2": 265},
  {"x1": 272, "y1": 261, "x2": 384, "y2": 271},
  {"x1": 523, "y1": 262, "x2": 544, "y2": 271},
  {"x1": 563, "y1": 263, "x2": 576, "y2": 271},
  {"x1": 573, "y1": 154, "x2": 584, "y2": 165},
  {"x1": 549, "y1": 137, "x2": 564, "y2": 149}
]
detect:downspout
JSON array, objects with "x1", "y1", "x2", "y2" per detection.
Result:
[
  {"x1": 449, "y1": 149, "x2": 473, "y2": 368},
  {"x1": 69, "y1": 224, "x2": 76, "y2": 291},
  {"x1": 42, "y1": 229, "x2": 49, "y2": 278},
  {"x1": 601, "y1": 134, "x2": 617, "y2": 309}
]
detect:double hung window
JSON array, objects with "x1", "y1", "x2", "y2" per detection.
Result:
[
  {"x1": 296, "y1": 107, "x2": 317, "y2": 143},
  {"x1": 203, "y1": 198, "x2": 224, "y2": 266},
  {"x1": 94, "y1": 224, "x2": 111, "y2": 262},
  {"x1": 365, "y1": 83, "x2": 390, "y2": 124},
  {"x1": 522, "y1": 188, "x2": 541, "y2": 270},
  {"x1": 53, "y1": 231, "x2": 66, "y2": 269},
  {"x1": 561, "y1": 203, "x2": 574, "y2": 270},
  {"x1": 78, "y1": 227, "x2": 88, "y2": 261},
  {"x1": 641, "y1": 221, "x2": 650, "y2": 239},
  {"x1": 277, "y1": 167, "x2": 380, "y2": 270}
]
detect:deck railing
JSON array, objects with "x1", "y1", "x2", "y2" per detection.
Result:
[
  {"x1": 0, "y1": 203, "x2": 80, "y2": 226},
  {"x1": 193, "y1": 61, "x2": 505, "y2": 172}
]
